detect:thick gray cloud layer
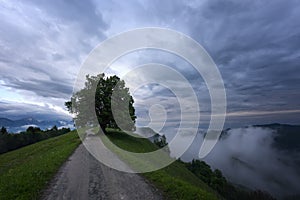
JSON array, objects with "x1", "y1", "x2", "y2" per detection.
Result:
[
  {"x1": 0, "y1": 0, "x2": 299, "y2": 125},
  {"x1": 0, "y1": 0, "x2": 107, "y2": 119}
]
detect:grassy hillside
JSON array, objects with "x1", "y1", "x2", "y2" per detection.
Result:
[
  {"x1": 0, "y1": 131, "x2": 80, "y2": 200},
  {"x1": 104, "y1": 129, "x2": 220, "y2": 200},
  {"x1": 0, "y1": 128, "x2": 219, "y2": 200}
]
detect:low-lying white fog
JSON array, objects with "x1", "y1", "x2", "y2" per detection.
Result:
[{"x1": 166, "y1": 126, "x2": 300, "y2": 198}]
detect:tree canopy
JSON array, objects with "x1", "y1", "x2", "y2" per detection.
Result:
[{"x1": 65, "y1": 73, "x2": 136, "y2": 133}]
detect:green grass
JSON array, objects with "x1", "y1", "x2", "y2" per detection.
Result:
[
  {"x1": 104, "y1": 129, "x2": 220, "y2": 200},
  {"x1": 0, "y1": 128, "x2": 220, "y2": 200},
  {"x1": 0, "y1": 131, "x2": 81, "y2": 200}
]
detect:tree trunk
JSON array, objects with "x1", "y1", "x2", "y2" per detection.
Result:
[{"x1": 100, "y1": 123, "x2": 107, "y2": 134}]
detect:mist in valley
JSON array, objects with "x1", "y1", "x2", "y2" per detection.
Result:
[{"x1": 166, "y1": 126, "x2": 300, "y2": 199}]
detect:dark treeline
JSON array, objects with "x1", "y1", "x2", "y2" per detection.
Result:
[
  {"x1": 0, "y1": 126, "x2": 70, "y2": 154},
  {"x1": 183, "y1": 159, "x2": 275, "y2": 200}
]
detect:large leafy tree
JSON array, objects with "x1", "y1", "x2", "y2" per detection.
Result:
[{"x1": 65, "y1": 73, "x2": 136, "y2": 134}]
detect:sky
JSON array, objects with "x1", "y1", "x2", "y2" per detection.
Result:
[{"x1": 0, "y1": 0, "x2": 300, "y2": 127}]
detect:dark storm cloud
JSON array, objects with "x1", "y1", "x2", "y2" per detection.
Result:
[
  {"x1": 2, "y1": 77, "x2": 72, "y2": 98},
  {"x1": 28, "y1": 0, "x2": 108, "y2": 35},
  {"x1": 104, "y1": 0, "x2": 300, "y2": 125},
  {"x1": 0, "y1": 100, "x2": 70, "y2": 120},
  {"x1": 191, "y1": 0, "x2": 300, "y2": 118},
  {"x1": 155, "y1": 0, "x2": 300, "y2": 123},
  {"x1": 0, "y1": 0, "x2": 107, "y2": 95},
  {"x1": 0, "y1": 0, "x2": 109, "y2": 119},
  {"x1": 1, "y1": 0, "x2": 299, "y2": 123}
]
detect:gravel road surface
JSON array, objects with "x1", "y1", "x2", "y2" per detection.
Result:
[{"x1": 42, "y1": 132, "x2": 162, "y2": 200}]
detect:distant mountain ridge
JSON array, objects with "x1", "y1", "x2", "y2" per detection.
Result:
[{"x1": 0, "y1": 117, "x2": 73, "y2": 133}]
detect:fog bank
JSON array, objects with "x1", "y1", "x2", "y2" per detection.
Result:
[{"x1": 176, "y1": 127, "x2": 300, "y2": 198}]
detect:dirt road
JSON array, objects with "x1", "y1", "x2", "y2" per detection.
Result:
[{"x1": 42, "y1": 132, "x2": 162, "y2": 200}]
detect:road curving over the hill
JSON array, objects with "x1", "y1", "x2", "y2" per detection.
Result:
[{"x1": 42, "y1": 131, "x2": 162, "y2": 200}]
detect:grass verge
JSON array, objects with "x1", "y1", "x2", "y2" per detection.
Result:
[
  {"x1": 104, "y1": 129, "x2": 220, "y2": 200},
  {"x1": 0, "y1": 130, "x2": 80, "y2": 200}
]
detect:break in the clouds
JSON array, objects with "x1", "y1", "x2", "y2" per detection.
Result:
[{"x1": 0, "y1": 0, "x2": 300, "y2": 126}]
